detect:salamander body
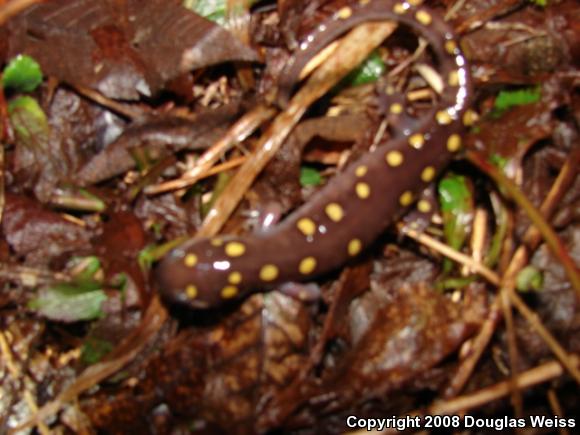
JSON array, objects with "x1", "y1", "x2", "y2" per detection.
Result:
[{"x1": 156, "y1": 0, "x2": 472, "y2": 308}]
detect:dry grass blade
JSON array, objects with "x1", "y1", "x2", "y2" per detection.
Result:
[
  {"x1": 197, "y1": 20, "x2": 398, "y2": 237},
  {"x1": 345, "y1": 356, "x2": 579, "y2": 435},
  {"x1": 466, "y1": 150, "x2": 580, "y2": 297},
  {"x1": 508, "y1": 289, "x2": 580, "y2": 384},
  {"x1": 400, "y1": 224, "x2": 501, "y2": 286},
  {"x1": 446, "y1": 149, "x2": 580, "y2": 397},
  {"x1": 145, "y1": 104, "x2": 275, "y2": 195},
  {"x1": 432, "y1": 356, "x2": 579, "y2": 416}
]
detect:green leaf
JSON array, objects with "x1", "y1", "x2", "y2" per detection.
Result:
[
  {"x1": 529, "y1": 0, "x2": 547, "y2": 6},
  {"x1": 69, "y1": 256, "x2": 102, "y2": 282},
  {"x1": 439, "y1": 174, "x2": 473, "y2": 215},
  {"x1": 184, "y1": 0, "x2": 257, "y2": 25},
  {"x1": 2, "y1": 55, "x2": 43, "y2": 92},
  {"x1": 29, "y1": 282, "x2": 106, "y2": 322},
  {"x1": 516, "y1": 266, "x2": 544, "y2": 292},
  {"x1": 81, "y1": 337, "x2": 114, "y2": 364},
  {"x1": 493, "y1": 87, "x2": 541, "y2": 113},
  {"x1": 300, "y1": 165, "x2": 324, "y2": 187},
  {"x1": 344, "y1": 51, "x2": 386, "y2": 87},
  {"x1": 489, "y1": 153, "x2": 509, "y2": 171},
  {"x1": 8, "y1": 96, "x2": 50, "y2": 149},
  {"x1": 438, "y1": 174, "x2": 474, "y2": 273},
  {"x1": 139, "y1": 244, "x2": 158, "y2": 271}
]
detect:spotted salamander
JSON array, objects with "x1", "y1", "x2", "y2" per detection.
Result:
[{"x1": 156, "y1": 0, "x2": 472, "y2": 309}]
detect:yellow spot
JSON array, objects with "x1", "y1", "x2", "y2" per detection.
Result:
[
  {"x1": 355, "y1": 165, "x2": 368, "y2": 177},
  {"x1": 348, "y1": 239, "x2": 362, "y2": 256},
  {"x1": 415, "y1": 10, "x2": 432, "y2": 25},
  {"x1": 297, "y1": 218, "x2": 316, "y2": 237},
  {"x1": 408, "y1": 0, "x2": 423, "y2": 5},
  {"x1": 210, "y1": 238, "x2": 223, "y2": 247},
  {"x1": 421, "y1": 166, "x2": 436, "y2": 183},
  {"x1": 399, "y1": 191, "x2": 414, "y2": 206},
  {"x1": 386, "y1": 150, "x2": 404, "y2": 167},
  {"x1": 356, "y1": 182, "x2": 371, "y2": 199},
  {"x1": 448, "y1": 70, "x2": 459, "y2": 87},
  {"x1": 185, "y1": 285, "x2": 198, "y2": 299},
  {"x1": 299, "y1": 257, "x2": 317, "y2": 275},
  {"x1": 390, "y1": 103, "x2": 403, "y2": 114},
  {"x1": 445, "y1": 40, "x2": 458, "y2": 55},
  {"x1": 408, "y1": 133, "x2": 425, "y2": 149},
  {"x1": 337, "y1": 6, "x2": 352, "y2": 19},
  {"x1": 260, "y1": 264, "x2": 279, "y2": 282},
  {"x1": 393, "y1": 2, "x2": 407, "y2": 14},
  {"x1": 463, "y1": 109, "x2": 478, "y2": 126},
  {"x1": 447, "y1": 134, "x2": 462, "y2": 152},
  {"x1": 359, "y1": 0, "x2": 371, "y2": 4},
  {"x1": 325, "y1": 203, "x2": 344, "y2": 222},
  {"x1": 228, "y1": 271, "x2": 242, "y2": 285},
  {"x1": 225, "y1": 242, "x2": 246, "y2": 257},
  {"x1": 385, "y1": 85, "x2": 395, "y2": 95},
  {"x1": 417, "y1": 199, "x2": 432, "y2": 213},
  {"x1": 221, "y1": 286, "x2": 238, "y2": 299},
  {"x1": 184, "y1": 253, "x2": 198, "y2": 268},
  {"x1": 436, "y1": 110, "x2": 453, "y2": 125}
]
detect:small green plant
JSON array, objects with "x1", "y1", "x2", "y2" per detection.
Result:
[
  {"x1": 344, "y1": 50, "x2": 387, "y2": 87},
  {"x1": 2, "y1": 54, "x2": 43, "y2": 92},
  {"x1": 529, "y1": 0, "x2": 547, "y2": 7},
  {"x1": 493, "y1": 87, "x2": 541, "y2": 114},
  {"x1": 300, "y1": 165, "x2": 324, "y2": 187}
]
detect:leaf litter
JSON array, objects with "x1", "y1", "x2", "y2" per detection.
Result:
[{"x1": 0, "y1": 0, "x2": 579, "y2": 433}]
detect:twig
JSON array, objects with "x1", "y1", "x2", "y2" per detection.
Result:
[
  {"x1": 466, "y1": 150, "x2": 580, "y2": 297},
  {"x1": 401, "y1": 224, "x2": 501, "y2": 286},
  {"x1": 74, "y1": 85, "x2": 142, "y2": 120},
  {"x1": 0, "y1": 0, "x2": 42, "y2": 26},
  {"x1": 508, "y1": 290, "x2": 580, "y2": 384},
  {"x1": 446, "y1": 149, "x2": 580, "y2": 396},
  {"x1": 346, "y1": 356, "x2": 578, "y2": 434},
  {"x1": 145, "y1": 104, "x2": 275, "y2": 195}
]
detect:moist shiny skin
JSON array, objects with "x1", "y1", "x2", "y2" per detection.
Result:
[{"x1": 156, "y1": 0, "x2": 472, "y2": 309}]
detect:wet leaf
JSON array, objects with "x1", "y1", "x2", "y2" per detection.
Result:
[
  {"x1": 84, "y1": 293, "x2": 312, "y2": 432},
  {"x1": 77, "y1": 104, "x2": 240, "y2": 185},
  {"x1": 29, "y1": 281, "x2": 106, "y2": 322},
  {"x1": 2, "y1": 194, "x2": 92, "y2": 265},
  {"x1": 6, "y1": 0, "x2": 258, "y2": 99},
  {"x1": 2, "y1": 54, "x2": 43, "y2": 92}
]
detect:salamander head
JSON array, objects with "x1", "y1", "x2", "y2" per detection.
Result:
[{"x1": 155, "y1": 238, "x2": 242, "y2": 309}]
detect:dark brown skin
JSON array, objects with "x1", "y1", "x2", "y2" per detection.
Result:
[{"x1": 156, "y1": 0, "x2": 473, "y2": 309}]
